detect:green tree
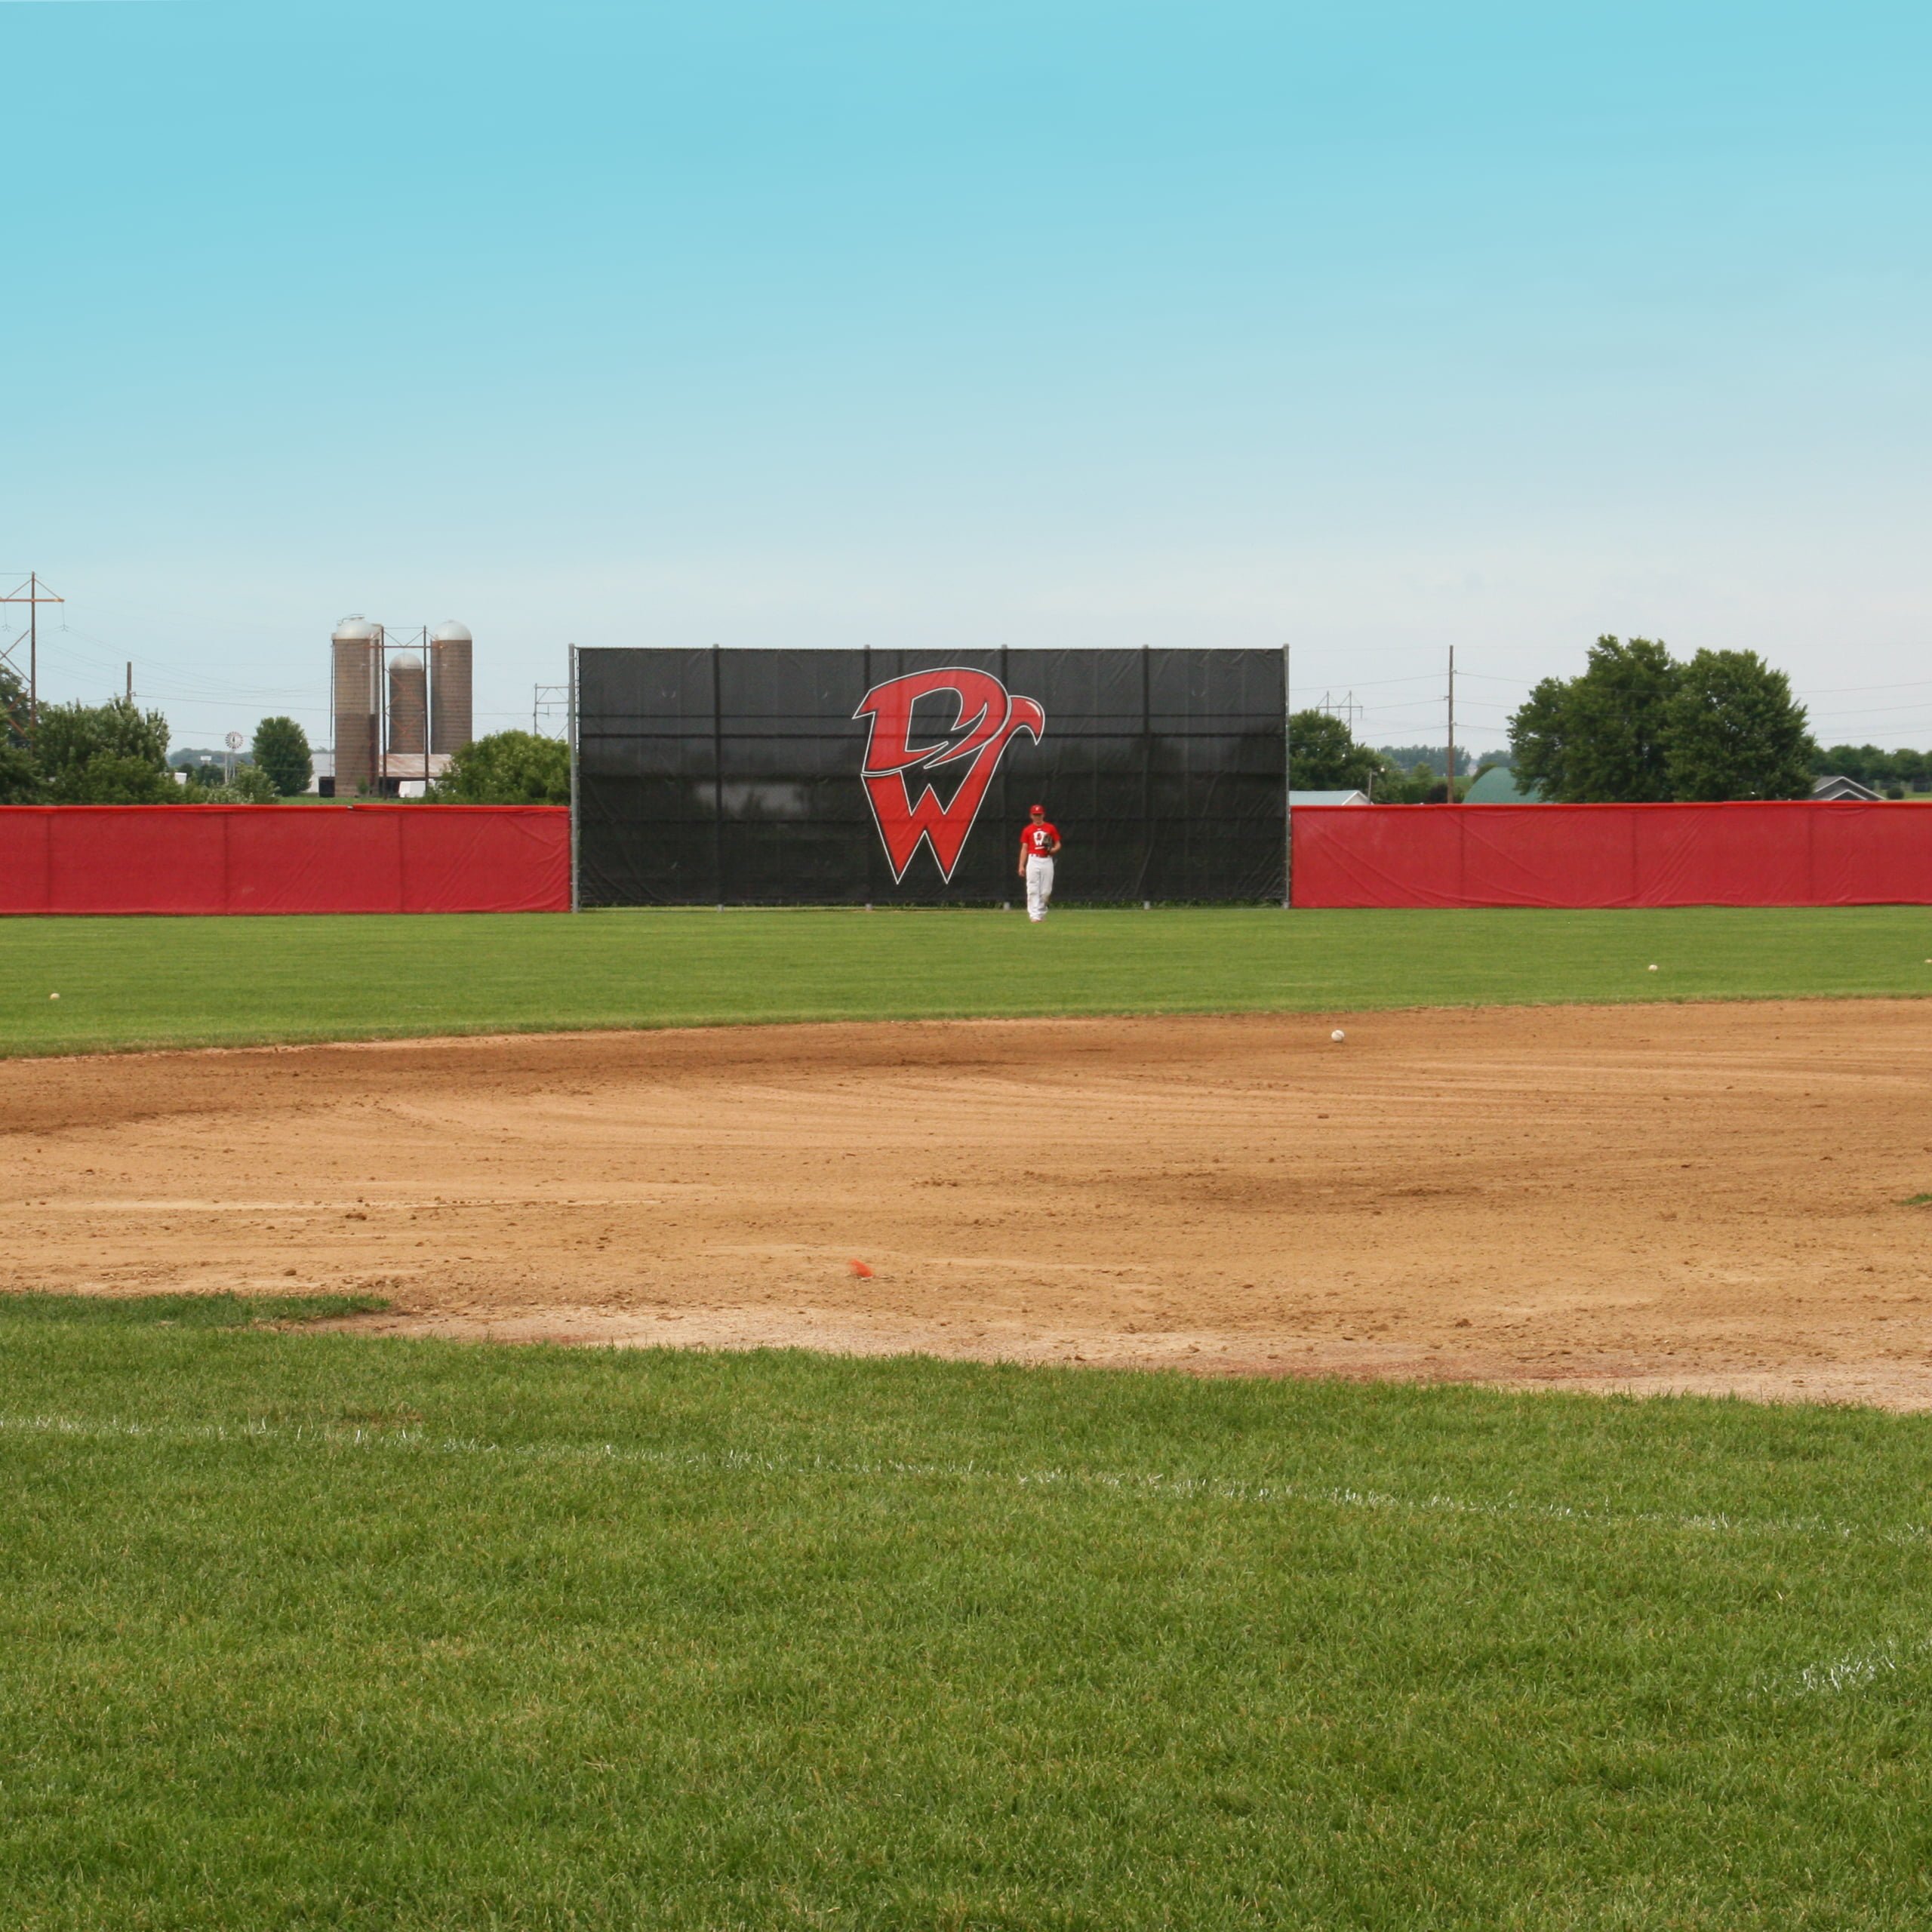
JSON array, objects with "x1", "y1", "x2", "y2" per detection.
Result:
[
  {"x1": 1371, "y1": 761, "x2": 1447, "y2": 804},
  {"x1": 1373, "y1": 745, "x2": 1475, "y2": 777},
  {"x1": 184, "y1": 762, "x2": 279, "y2": 804},
  {"x1": 1506, "y1": 677, "x2": 1573, "y2": 801},
  {"x1": 429, "y1": 730, "x2": 570, "y2": 804},
  {"x1": 1810, "y1": 741, "x2": 1931, "y2": 790},
  {"x1": 1288, "y1": 710, "x2": 1383, "y2": 792},
  {"x1": 1820, "y1": 742, "x2": 1886, "y2": 787},
  {"x1": 1567, "y1": 637, "x2": 1679, "y2": 800},
  {"x1": 0, "y1": 741, "x2": 45, "y2": 804},
  {"x1": 1, "y1": 660, "x2": 37, "y2": 798},
  {"x1": 2, "y1": 662, "x2": 28, "y2": 750},
  {"x1": 1663, "y1": 648, "x2": 1817, "y2": 801},
  {"x1": 251, "y1": 716, "x2": 312, "y2": 795},
  {"x1": 1509, "y1": 636, "x2": 1679, "y2": 803},
  {"x1": 35, "y1": 697, "x2": 177, "y2": 804},
  {"x1": 55, "y1": 753, "x2": 180, "y2": 804}
]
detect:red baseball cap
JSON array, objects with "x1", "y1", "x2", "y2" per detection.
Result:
[{"x1": 1029, "y1": 802, "x2": 1046, "y2": 814}]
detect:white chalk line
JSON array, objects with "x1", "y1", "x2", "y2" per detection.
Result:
[
  {"x1": 0, "y1": 1407, "x2": 1925, "y2": 1557},
  {"x1": 1750, "y1": 1632, "x2": 1932, "y2": 1703}
]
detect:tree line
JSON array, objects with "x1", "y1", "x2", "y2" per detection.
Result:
[
  {"x1": 1292, "y1": 637, "x2": 1873, "y2": 803},
  {"x1": 1288, "y1": 714, "x2": 1460, "y2": 801},
  {"x1": 1, "y1": 674, "x2": 568, "y2": 805},
  {"x1": 1508, "y1": 637, "x2": 1814, "y2": 802},
  {"x1": 4, "y1": 643, "x2": 1909, "y2": 810},
  {"x1": 0, "y1": 685, "x2": 295, "y2": 804},
  {"x1": 1809, "y1": 744, "x2": 1932, "y2": 797}
]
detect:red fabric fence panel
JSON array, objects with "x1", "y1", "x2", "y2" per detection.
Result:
[
  {"x1": 0, "y1": 805, "x2": 571, "y2": 915},
  {"x1": 1291, "y1": 802, "x2": 1932, "y2": 909}
]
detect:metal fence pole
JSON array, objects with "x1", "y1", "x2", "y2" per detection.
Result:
[
  {"x1": 1282, "y1": 641, "x2": 1292, "y2": 909},
  {"x1": 711, "y1": 643, "x2": 725, "y2": 907},
  {"x1": 568, "y1": 645, "x2": 581, "y2": 912}
]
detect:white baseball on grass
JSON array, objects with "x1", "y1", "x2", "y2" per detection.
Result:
[
  {"x1": 48, "y1": 992, "x2": 59, "y2": 1001},
  {"x1": 1647, "y1": 964, "x2": 1658, "y2": 971}
]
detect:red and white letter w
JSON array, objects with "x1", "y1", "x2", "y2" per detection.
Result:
[{"x1": 854, "y1": 667, "x2": 1045, "y2": 882}]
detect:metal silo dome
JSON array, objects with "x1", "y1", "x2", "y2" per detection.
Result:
[{"x1": 431, "y1": 621, "x2": 472, "y2": 644}]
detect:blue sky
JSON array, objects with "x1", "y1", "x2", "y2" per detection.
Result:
[{"x1": 3, "y1": 0, "x2": 1927, "y2": 755}]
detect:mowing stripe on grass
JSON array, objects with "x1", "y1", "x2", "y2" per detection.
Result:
[{"x1": 6, "y1": 1405, "x2": 1928, "y2": 1553}]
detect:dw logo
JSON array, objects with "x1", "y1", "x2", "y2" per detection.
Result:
[{"x1": 854, "y1": 667, "x2": 1046, "y2": 882}]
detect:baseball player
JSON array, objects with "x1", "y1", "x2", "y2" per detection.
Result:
[{"x1": 1017, "y1": 803, "x2": 1061, "y2": 921}]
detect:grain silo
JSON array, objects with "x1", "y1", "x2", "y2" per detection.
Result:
[
  {"x1": 388, "y1": 651, "x2": 428, "y2": 773},
  {"x1": 331, "y1": 617, "x2": 382, "y2": 796},
  {"x1": 429, "y1": 621, "x2": 473, "y2": 754}
]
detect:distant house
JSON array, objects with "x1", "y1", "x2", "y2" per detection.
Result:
[
  {"x1": 1288, "y1": 789, "x2": 1369, "y2": 806},
  {"x1": 1463, "y1": 764, "x2": 1542, "y2": 803},
  {"x1": 1811, "y1": 774, "x2": 1882, "y2": 802}
]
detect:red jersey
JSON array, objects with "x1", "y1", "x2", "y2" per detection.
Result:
[{"x1": 1021, "y1": 820, "x2": 1060, "y2": 859}]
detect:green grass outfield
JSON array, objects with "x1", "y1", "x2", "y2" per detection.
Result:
[
  {"x1": 5, "y1": 1294, "x2": 1932, "y2": 1929},
  {"x1": 4, "y1": 904, "x2": 1931, "y2": 1055}
]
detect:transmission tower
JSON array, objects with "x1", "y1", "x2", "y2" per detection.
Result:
[
  {"x1": 1316, "y1": 688, "x2": 1363, "y2": 734},
  {"x1": 0, "y1": 574, "x2": 64, "y2": 740}
]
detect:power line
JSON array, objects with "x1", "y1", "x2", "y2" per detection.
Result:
[{"x1": 51, "y1": 621, "x2": 315, "y2": 703}]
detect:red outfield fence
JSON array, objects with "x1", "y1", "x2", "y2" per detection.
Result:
[
  {"x1": 7, "y1": 798, "x2": 1929, "y2": 916},
  {"x1": 1291, "y1": 801, "x2": 1932, "y2": 909},
  {"x1": 0, "y1": 806, "x2": 571, "y2": 915}
]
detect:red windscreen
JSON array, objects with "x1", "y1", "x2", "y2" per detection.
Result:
[
  {"x1": 0, "y1": 805, "x2": 571, "y2": 915},
  {"x1": 1291, "y1": 802, "x2": 1932, "y2": 908}
]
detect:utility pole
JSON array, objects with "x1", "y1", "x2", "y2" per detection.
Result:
[
  {"x1": 1445, "y1": 645, "x2": 1456, "y2": 802},
  {"x1": 0, "y1": 574, "x2": 65, "y2": 738},
  {"x1": 125, "y1": 662, "x2": 133, "y2": 703}
]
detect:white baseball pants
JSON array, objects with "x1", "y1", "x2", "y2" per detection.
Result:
[{"x1": 1025, "y1": 854, "x2": 1055, "y2": 921}]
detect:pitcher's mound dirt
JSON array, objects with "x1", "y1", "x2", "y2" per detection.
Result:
[{"x1": 6, "y1": 1002, "x2": 1932, "y2": 1408}]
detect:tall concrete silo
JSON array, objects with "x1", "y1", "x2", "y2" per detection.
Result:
[
  {"x1": 331, "y1": 617, "x2": 382, "y2": 796},
  {"x1": 429, "y1": 621, "x2": 473, "y2": 753},
  {"x1": 388, "y1": 651, "x2": 428, "y2": 769}
]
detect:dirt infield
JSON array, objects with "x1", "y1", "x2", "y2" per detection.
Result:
[{"x1": 5, "y1": 1001, "x2": 1932, "y2": 1407}]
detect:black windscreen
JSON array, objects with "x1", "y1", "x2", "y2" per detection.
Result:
[{"x1": 575, "y1": 647, "x2": 1285, "y2": 906}]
